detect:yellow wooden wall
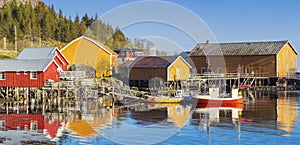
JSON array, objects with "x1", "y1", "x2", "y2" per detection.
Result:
[
  {"x1": 62, "y1": 37, "x2": 114, "y2": 77},
  {"x1": 277, "y1": 43, "x2": 297, "y2": 77},
  {"x1": 168, "y1": 57, "x2": 190, "y2": 81}
]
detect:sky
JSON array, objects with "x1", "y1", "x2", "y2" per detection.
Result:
[{"x1": 42, "y1": 0, "x2": 300, "y2": 70}]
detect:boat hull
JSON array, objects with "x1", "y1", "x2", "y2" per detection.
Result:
[
  {"x1": 195, "y1": 97, "x2": 244, "y2": 104},
  {"x1": 196, "y1": 101, "x2": 244, "y2": 109}
]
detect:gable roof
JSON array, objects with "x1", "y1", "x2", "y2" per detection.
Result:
[
  {"x1": 190, "y1": 40, "x2": 296, "y2": 56},
  {"x1": 61, "y1": 36, "x2": 117, "y2": 56},
  {"x1": 17, "y1": 47, "x2": 57, "y2": 59},
  {"x1": 130, "y1": 56, "x2": 179, "y2": 68},
  {"x1": 0, "y1": 59, "x2": 53, "y2": 71}
]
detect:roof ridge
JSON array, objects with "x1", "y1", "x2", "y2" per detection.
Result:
[{"x1": 198, "y1": 40, "x2": 288, "y2": 45}]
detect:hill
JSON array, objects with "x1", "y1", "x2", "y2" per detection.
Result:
[
  {"x1": 0, "y1": 0, "x2": 155, "y2": 58},
  {"x1": 0, "y1": 0, "x2": 40, "y2": 7}
]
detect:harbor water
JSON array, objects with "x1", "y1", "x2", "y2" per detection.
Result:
[{"x1": 1, "y1": 90, "x2": 300, "y2": 145}]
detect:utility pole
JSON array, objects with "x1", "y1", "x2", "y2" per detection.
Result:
[
  {"x1": 3, "y1": 37, "x2": 6, "y2": 50},
  {"x1": 14, "y1": 26, "x2": 17, "y2": 52}
]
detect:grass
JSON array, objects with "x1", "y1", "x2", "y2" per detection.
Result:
[{"x1": 0, "y1": 50, "x2": 18, "y2": 59}]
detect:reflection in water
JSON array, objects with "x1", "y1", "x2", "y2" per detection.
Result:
[
  {"x1": 277, "y1": 92, "x2": 298, "y2": 133},
  {"x1": 0, "y1": 91, "x2": 300, "y2": 144},
  {"x1": 131, "y1": 103, "x2": 191, "y2": 128}
]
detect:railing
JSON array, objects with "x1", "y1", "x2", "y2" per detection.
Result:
[
  {"x1": 60, "y1": 71, "x2": 86, "y2": 79},
  {"x1": 190, "y1": 73, "x2": 255, "y2": 79}
]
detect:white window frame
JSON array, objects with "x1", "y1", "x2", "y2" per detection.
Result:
[
  {"x1": 16, "y1": 71, "x2": 20, "y2": 75},
  {"x1": 24, "y1": 71, "x2": 27, "y2": 75},
  {"x1": 0, "y1": 72, "x2": 5, "y2": 80},
  {"x1": 30, "y1": 71, "x2": 37, "y2": 80}
]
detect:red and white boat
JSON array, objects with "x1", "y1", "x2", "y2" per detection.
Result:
[{"x1": 192, "y1": 86, "x2": 244, "y2": 104}]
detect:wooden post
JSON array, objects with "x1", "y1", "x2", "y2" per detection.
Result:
[
  {"x1": 16, "y1": 88, "x2": 19, "y2": 114},
  {"x1": 26, "y1": 88, "x2": 29, "y2": 114},
  {"x1": 42, "y1": 88, "x2": 45, "y2": 115}
]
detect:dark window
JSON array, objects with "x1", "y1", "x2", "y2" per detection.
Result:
[
  {"x1": 30, "y1": 72, "x2": 37, "y2": 80},
  {"x1": 0, "y1": 72, "x2": 5, "y2": 80}
]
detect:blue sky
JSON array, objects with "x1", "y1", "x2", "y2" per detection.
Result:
[{"x1": 42, "y1": 0, "x2": 300, "y2": 70}]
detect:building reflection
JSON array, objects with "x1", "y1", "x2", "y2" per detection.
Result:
[
  {"x1": 276, "y1": 92, "x2": 298, "y2": 133},
  {"x1": 129, "y1": 103, "x2": 191, "y2": 128},
  {"x1": 0, "y1": 90, "x2": 299, "y2": 143}
]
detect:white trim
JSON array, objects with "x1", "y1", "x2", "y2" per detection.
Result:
[
  {"x1": 171, "y1": 56, "x2": 192, "y2": 69},
  {"x1": 54, "y1": 51, "x2": 65, "y2": 65},
  {"x1": 16, "y1": 71, "x2": 20, "y2": 75},
  {"x1": 52, "y1": 47, "x2": 70, "y2": 65},
  {"x1": 166, "y1": 56, "x2": 191, "y2": 81},
  {"x1": 30, "y1": 71, "x2": 37, "y2": 80},
  {"x1": 285, "y1": 41, "x2": 298, "y2": 55},
  {"x1": 0, "y1": 72, "x2": 5, "y2": 80},
  {"x1": 42, "y1": 58, "x2": 60, "y2": 72},
  {"x1": 61, "y1": 36, "x2": 117, "y2": 56},
  {"x1": 167, "y1": 56, "x2": 192, "y2": 73}
]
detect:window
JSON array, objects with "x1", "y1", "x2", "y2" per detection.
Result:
[
  {"x1": 30, "y1": 72, "x2": 37, "y2": 80},
  {"x1": 0, "y1": 72, "x2": 5, "y2": 80},
  {"x1": 24, "y1": 71, "x2": 27, "y2": 75},
  {"x1": 16, "y1": 71, "x2": 20, "y2": 75}
]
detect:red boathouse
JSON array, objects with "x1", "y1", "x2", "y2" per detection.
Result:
[{"x1": 0, "y1": 47, "x2": 69, "y2": 87}]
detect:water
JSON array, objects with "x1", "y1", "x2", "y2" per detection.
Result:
[{"x1": 1, "y1": 90, "x2": 300, "y2": 145}]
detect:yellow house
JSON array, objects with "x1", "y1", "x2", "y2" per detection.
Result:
[
  {"x1": 277, "y1": 41, "x2": 297, "y2": 77},
  {"x1": 61, "y1": 36, "x2": 118, "y2": 78},
  {"x1": 190, "y1": 40, "x2": 297, "y2": 77},
  {"x1": 129, "y1": 56, "x2": 191, "y2": 89},
  {"x1": 129, "y1": 56, "x2": 191, "y2": 82}
]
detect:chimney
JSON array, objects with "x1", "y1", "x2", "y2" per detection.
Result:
[{"x1": 206, "y1": 40, "x2": 210, "y2": 44}]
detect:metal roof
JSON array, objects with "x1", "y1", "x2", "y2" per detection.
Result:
[
  {"x1": 130, "y1": 56, "x2": 178, "y2": 68},
  {"x1": 16, "y1": 47, "x2": 56, "y2": 59},
  {"x1": 190, "y1": 40, "x2": 292, "y2": 56},
  {"x1": 0, "y1": 59, "x2": 52, "y2": 71}
]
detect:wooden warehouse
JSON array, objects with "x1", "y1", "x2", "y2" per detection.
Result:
[
  {"x1": 0, "y1": 47, "x2": 69, "y2": 87},
  {"x1": 129, "y1": 56, "x2": 191, "y2": 88},
  {"x1": 189, "y1": 40, "x2": 297, "y2": 77},
  {"x1": 61, "y1": 36, "x2": 118, "y2": 78}
]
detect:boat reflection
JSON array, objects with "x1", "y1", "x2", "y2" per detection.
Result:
[{"x1": 192, "y1": 103, "x2": 243, "y2": 129}]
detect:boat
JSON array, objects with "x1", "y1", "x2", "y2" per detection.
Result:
[
  {"x1": 192, "y1": 86, "x2": 243, "y2": 104},
  {"x1": 144, "y1": 95, "x2": 185, "y2": 103},
  {"x1": 144, "y1": 90, "x2": 189, "y2": 103},
  {"x1": 192, "y1": 74, "x2": 244, "y2": 104}
]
